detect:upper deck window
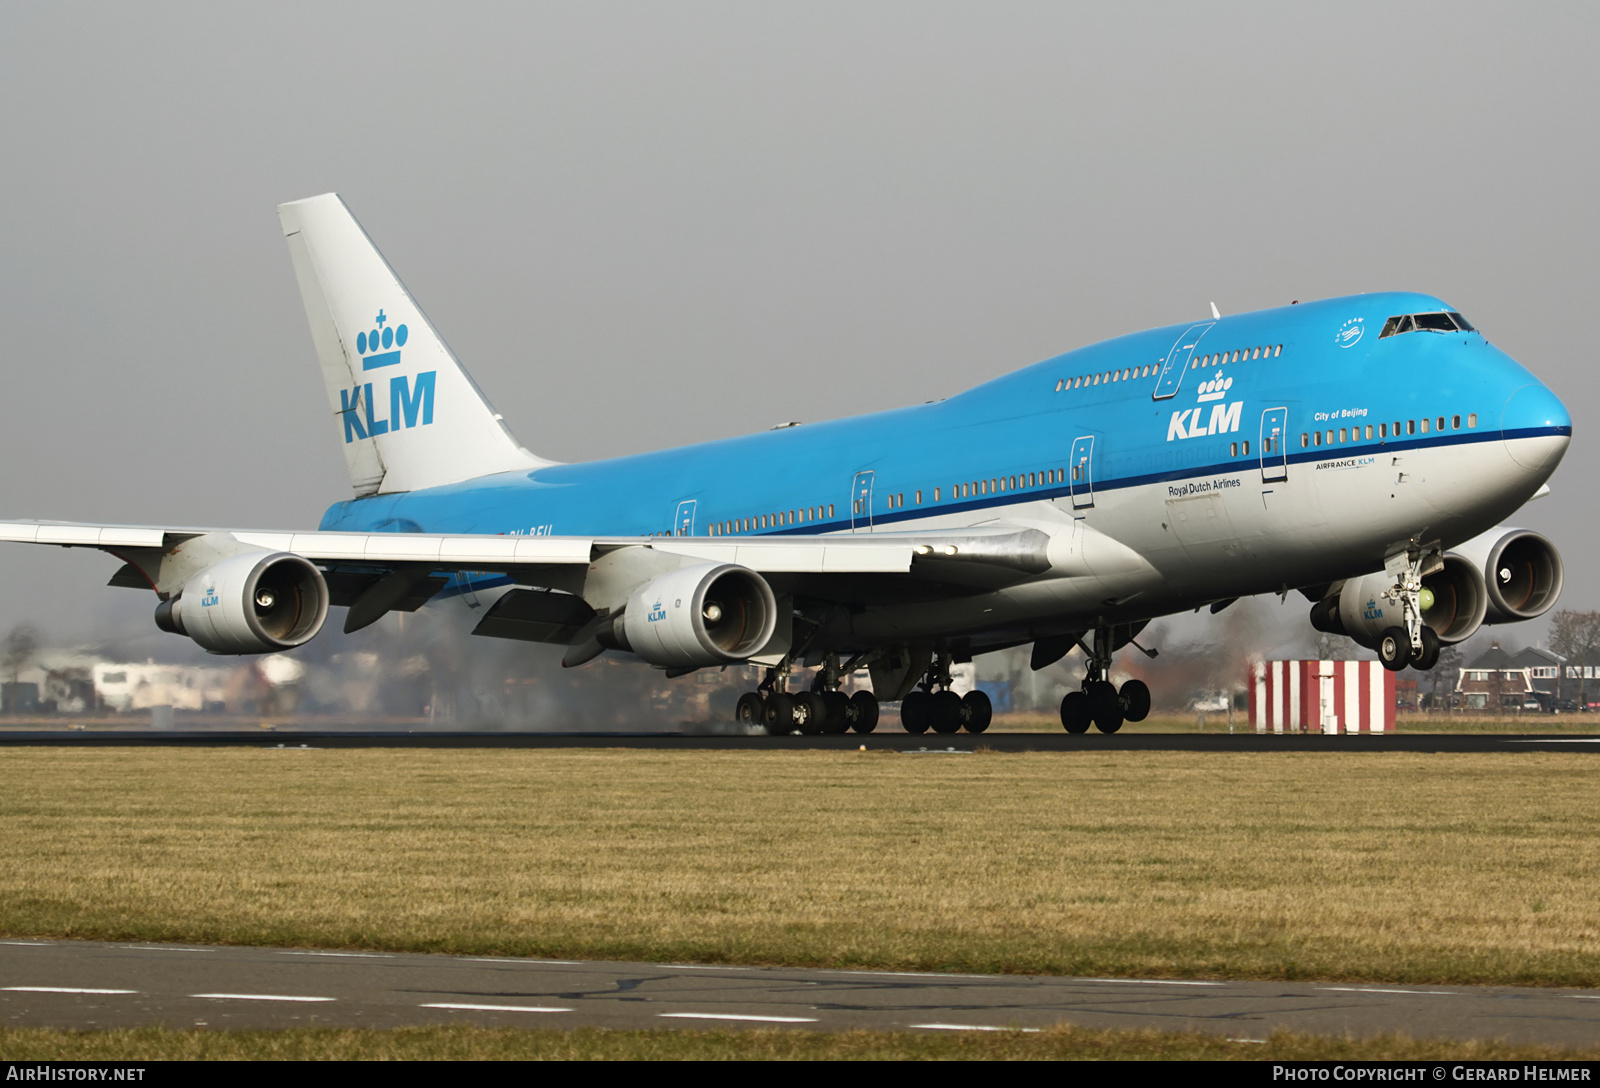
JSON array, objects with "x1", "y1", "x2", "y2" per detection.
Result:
[{"x1": 1380, "y1": 311, "x2": 1475, "y2": 338}]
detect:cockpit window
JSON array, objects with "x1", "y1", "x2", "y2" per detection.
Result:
[{"x1": 1379, "y1": 311, "x2": 1474, "y2": 338}]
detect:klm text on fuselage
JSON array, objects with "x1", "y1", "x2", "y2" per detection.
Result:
[{"x1": 1167, "y1": 401, "x2": 1242, "y2": 441}]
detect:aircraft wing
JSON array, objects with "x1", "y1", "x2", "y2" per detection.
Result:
[{"x1": 0, "y1": 519, "x2": 1070, "y2": 645}]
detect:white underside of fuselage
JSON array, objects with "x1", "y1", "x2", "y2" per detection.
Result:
[{"x1": 837, "y1": 432, "x2": 1564, "y2": 647}]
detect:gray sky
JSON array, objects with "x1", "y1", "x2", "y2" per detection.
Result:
[{"x1": 0, "y1": 2, "x2": 1593, "y2": 647}]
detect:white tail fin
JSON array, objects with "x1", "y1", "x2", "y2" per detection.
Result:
[{"x1": 278, "y1": 193, "x2": 548, "y2": 497}]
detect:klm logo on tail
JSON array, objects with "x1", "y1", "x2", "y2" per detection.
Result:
[{"x1": 340, "y1": 309, "x2": 437, "y2": 444}]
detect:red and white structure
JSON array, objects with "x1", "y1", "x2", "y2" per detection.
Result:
[{"x1": 1249, "y1": 660, "x2": 1396, "y2": 734}]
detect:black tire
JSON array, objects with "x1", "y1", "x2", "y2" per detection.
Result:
[
  {"x1": 823, "y1": 691, "x2": 851, "y2": 733},
  {"x1": 849, "y1": 691, "x2": 879, "y2": 733},
  {"x1": 764, "y1": 692, "x2": 796, "y2": 735},
  {"x1": 735, "y1": 692, "x2": 766, "y2": 729},
  {"x1": 930, "y1": 690, "x2": 963, "y2": 734},
  {"x1": 1413, "y1": 626, "x2": 1441, "y2": 672},
  {"x1": 795, "y1": 691, "x2": 827, "y2": 735},
  {"x1": 901, "y1": 690, "x2": 931, "y2": 734},
  {"x1": 1378, "y1": 626, "x2": 1411, "y2": 672},
  {"x1": 1118, "y1": 679, "x2": 1151, "y2": 723},
  {"x1": 1088, "y1": 680, "x2": 1123, "y2": 733},
  {"x1": 1060, "y1": 690, "x2": 1090, "y2": 733},
  {"x1": 962, "y1": 689, "x2": 993, "y2": 733}
]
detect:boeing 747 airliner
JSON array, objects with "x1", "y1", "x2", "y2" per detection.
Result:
[{"x1": 0, "y1": 195, "x2": 1571, "y2": 735}]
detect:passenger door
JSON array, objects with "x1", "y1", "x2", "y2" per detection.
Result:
[
  {"x1": 1152, "y1": 322, "x2": 1215, "y2": 400},
  {"x1": 850, "y1": 470, "x2": 875, "y2": 532},
  {"x1": 1259, "y1": 407, "x2": 1288, "y2": 482},
  {"x1": 1069, "y1": 436, "x2": 1095, "y2": 509}
]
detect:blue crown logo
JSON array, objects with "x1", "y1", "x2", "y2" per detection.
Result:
[{"x1": 356, "y1": 309, "x2": 409, "y2": 370}]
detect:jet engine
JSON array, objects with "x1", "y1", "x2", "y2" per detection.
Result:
[
  {"x1": 154, "y1": 551, "x2": 329, "y2": 654},
  {"x1": 604, "y1": 562, "x2": 777, "y2": 669},
  {"x1": 1310, "y1": 554, "x2": 1488, "y2": 648},
  {"x1": 1447, "y1": 527, "x2": 1564, "y2": 625}
]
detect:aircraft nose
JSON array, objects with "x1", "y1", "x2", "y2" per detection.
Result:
[{"x1": 1501, "y1": 382, "x2": 1571, "y2": 473}]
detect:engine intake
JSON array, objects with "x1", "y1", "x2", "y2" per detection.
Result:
[
  {"x1": 155, "y1": 551, "x2": 329, "y2": 654},
  {"x1": 611, "y1": 563, "x2": 777, "y2": 669},
  {"x1": 1309, "y1": 555, "x2": 1488, "y2": 649},
  {"x1": 1467, "y1": 529, "x2": 1564, "y2": 624}
]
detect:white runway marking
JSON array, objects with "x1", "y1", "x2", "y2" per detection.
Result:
[
  {"x1": 657, "y1": 964, "x2": 755, "y2": 971},
  {"x1": 660, "y1": 1012, "x2": 818, "y2": 1023},
  {"x1": 118, "y1": 945, "x2": 215, "y2": 953},
  {"x1": 278, "y1": 951, "x2": 394, "y2": 959},
  {"x1": 422, "y1": 1003, "x2": 573, "y2": 1013},
  {"x1": 191, "y1": 993, "x2": 336, "y2": 1002},
  {"x1": 912, "y1": 1023, "x2": 1042, "y2": 1032},
  {"x1": 460, "y1": 957, "x2": 584, "y2": 965},
  {"x1": 1318, "y1": 987, "x2": 1459, "y2": 996},
  {"x1": 1080, "y1": 978, "x2": 1225, "y2": 986},
  {"x1": 4, "y1": 987, "x2": 138, "y2": 995}
]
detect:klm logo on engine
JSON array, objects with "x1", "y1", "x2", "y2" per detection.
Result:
[
  {"x1": 201, "y1": 585, "x2": 219, "y2": 608},
  {"x1": 341, "y1": 309, "x2": 436, "y2": 444},
  {"x1": 647, "y1": 600, "x2": 667, "y2": 623},
  {"x1": 1362, "y1": 598, "x2": 1383, "y2": 621}
]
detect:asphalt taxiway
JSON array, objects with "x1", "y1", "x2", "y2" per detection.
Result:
[
  {"x1": 3, "y1": 940, "x2": 1598, "y2": 1046},
  {"x1": 0, "y1": 730, "x2": 1596, "y2": 752}
]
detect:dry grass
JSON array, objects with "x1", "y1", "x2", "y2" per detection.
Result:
[
  {"x1": 0, "y1": 748, "x2": 1597, "y2": 984},
  {"x1": 2, "y1": 1024, "x2": 1597, "y2": 1061}
]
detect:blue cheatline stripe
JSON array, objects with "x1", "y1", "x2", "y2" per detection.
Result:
[
  {"x1": 362, "y1": 351, "x2": 401, "y2": 371},
  {"x1": 754, "y1": 425, "x2": 1568, "y2": 536}
]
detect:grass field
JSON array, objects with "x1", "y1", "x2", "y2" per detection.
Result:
[
  {"x1": 4, "y1": 1025, "x2": 1598, "y2": 1062},
  {"x1": 1, "y1": 746, "x2": 1597, "y2": 986}
]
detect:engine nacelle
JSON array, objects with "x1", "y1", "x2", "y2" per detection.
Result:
[
  {"x1": 1447, "y1": 527, "x2": 1564, "y2": 625},
  {"x1": 613, "y1": 563, "x2": 777, "y2": 669},
  {"x1": 154, "y1": 551, "x2": 329, "y2": 654},
  {"x1": 1309, "y1": 554, "x2": 1489, "y2": 648}
]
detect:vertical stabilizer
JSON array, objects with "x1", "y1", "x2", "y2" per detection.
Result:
[{"x1": 278, "y1": 194, "x2": 548, "y2": 497}]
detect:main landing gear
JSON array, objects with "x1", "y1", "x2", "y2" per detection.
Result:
[
  {"x1": 1059, "y1": 626, "x2": 1151, "y2": 734},
  {"x1": 899, "y1": 651, "x2": 993, "y2": 735},
  {"x1": 1376, "y1": 544, "x2": 1443, "y2": 674},
  {"x1": 735, "y1": 652, "x2": 880, "y2": 736}
]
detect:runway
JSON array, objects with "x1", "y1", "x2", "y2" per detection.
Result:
[
  {"x1": 3, "y1": 939, "x2": 1598, "y2": 1046},
  {"x1": 0, "y1": 729, "x2": 1596, "y2": 752}
]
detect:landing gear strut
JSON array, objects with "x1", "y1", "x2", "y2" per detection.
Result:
[
  {"x1": 1059, "y1": 625, "x2": 1151, "y2": 734},
  {"x1": 736, "y1": 651, "x2": 879, "y2": 736},
  {"x1": 1379, "y1": 542, "x2": 1444, "y2": 673},
  {"x1": 899, "y1": 651, "x2": 992, "y2": 735}
]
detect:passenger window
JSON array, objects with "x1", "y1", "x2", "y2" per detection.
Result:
[
  {"x1": 1339, "y1": 428, "x2": 1348, "y2": 443},
  {"x1": 1298, "y1": 435, "x2": 1307, "y2": 449},
  {"x1": 1313, "y1": 431, "x2": 1322, "y2": 447},
  {"x1": 1365, "y1": 425, "x2": 1373, "y2": 440},
  {"x1": 1468, "y1": 413, "x2": 1477, "y2": 428},
  {"x1": 1420, "y1": 418, "x2": 1429, "y2": 433},
  {"x1": 1437, "y1": 417, "x2": 1446, "y2": 431}
]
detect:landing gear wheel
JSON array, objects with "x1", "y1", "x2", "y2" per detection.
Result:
[
  {"x1": 795, "y1": 691, "x2": 827, "y2": 735},
  {"x1": 1412, "y1": 626, "x2": 1441, "y2": 672},
  {"x1": 735, "y1": 692, "x2": 766, "y2": 730},
  {"x1": 901, "y1": 690, "x2": 931, "y2": 734},
  {"x1": 822, "y1": 691, "x2": 851, "y2": 733},
  {"x1": 1378, "y1": 626, "x2": 1412, "y2": 673},
  {"x1": 1118, "y1": 679, "x2": 1151, "y2": 723},
  {"x1": 962, "y1": 689, "x2": 992, "y2": 733},
  {"x1": 1087, "y1": 680, "x2": 1123, "y2": 733},
  {"x1": 929, "y1": 690, "x2": 962, "y2": 734},
  {"x1": 1060, "y1": 690, "x2": 1090, "y2": 734},
  {"x1": 764, "y1": 692, "x2": 796, "y2": 735},
  {"x1": 849, "y1": 691, "x2": 879, "y2": 733}
]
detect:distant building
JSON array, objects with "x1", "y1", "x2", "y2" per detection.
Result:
[{"x1": 1456, "y1": 642, "x2": 1562, "y2": 710}]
